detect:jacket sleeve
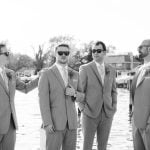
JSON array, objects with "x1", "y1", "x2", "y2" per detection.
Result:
[
  {"x1": 38, "y1": 71, "x2": 53, "y2": 127},
  {"x1": 75, "y1": 72, "x2": 85, "y2": 103},
  {"x1": 130, "y1": 74, "x2": 138, "y2": 106},
  {"x1": 111, "y1": 68, "x2": 117, "y2": 110},
  {"x1": 16, "y1": 77, "x2": 39, "y2": 93},
  {"x1": 77, "y1": 65, "x2": 87, "y2": 111}
]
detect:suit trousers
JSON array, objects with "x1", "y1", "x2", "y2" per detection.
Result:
[
  {"x1": 82, "y1": 108, "x2": 113, "y2": 150},
  {"x1": 45, "y1": 123, "x2": 77, "y2": 150},
  {"x1": 0, "y1": 116, "x2": 16, "y2": 150},
  {"x1": 132, "y1": 118, "x2": 150, "y2": 150}
]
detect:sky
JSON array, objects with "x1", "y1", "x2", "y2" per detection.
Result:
[{"x1": 0, "y1": 0, "x2": 150, "y2": 57}]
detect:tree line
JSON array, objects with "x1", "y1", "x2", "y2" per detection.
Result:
[{"x1": 4, "y1": 35, "x2": 142, "y2": 74}]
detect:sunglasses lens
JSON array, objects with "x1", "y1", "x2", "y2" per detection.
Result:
[
  {"x1": 58, "y1": 51, "x2": 63, "y2": 56},
  {"x1": 92, "y1": 49, "x2": 96, "y2": 53},
  {"x1": 58, "y1": 51, "x2": 70, "y2": 56},
  {"x1": 64, "y1": 51, "x2": 70, "y2": 56},
  {"x1": 92, "y1": 49, "x2": 102, "y2": 53}
]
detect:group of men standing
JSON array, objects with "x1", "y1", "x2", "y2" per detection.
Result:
[
  {"x1": 0, "y1": 39, "x2": 150, "y2": 150},
  {"x1": 38, "y1": 41, "x2": 117, "y2": 150}
]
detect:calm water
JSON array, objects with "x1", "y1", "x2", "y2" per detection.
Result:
[{"x1": 15, "y1": 88, "x2": 133, "y2": 150}]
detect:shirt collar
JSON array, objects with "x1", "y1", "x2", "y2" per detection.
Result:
[
  {"x1": 94, "y1": 61, "x2": 105, "y2": 68},
  {"x1": 55, "y1": 63, "x2": 68, "y2": 70},
  {"x1": 139, "y1": 62, "x2": 150, "y2": 71}
]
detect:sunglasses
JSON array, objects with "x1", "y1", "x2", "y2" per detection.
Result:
[
  {"x1": 0, "y1": 52, "x2": 9, "y2": 57},
  {"x1": 57, "y1": 51, "x2": 70, "y2": 56},
  {"x1": 92, "y1": 49, "x2": 105, "y2": 54}
]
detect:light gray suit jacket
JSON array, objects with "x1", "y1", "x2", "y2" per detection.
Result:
[
  {"x1": 38, "y1": 64, "x2": 85, "y2": 130},
  {"x1": 79, "y1": 61, "x2": 117, "y2": 118},
  {"x1": 0, "y1": 68, "x2": 39, "y2": 134},
  {"x1": 131, "y1": 70, "x2": 150, "y2": 129}
]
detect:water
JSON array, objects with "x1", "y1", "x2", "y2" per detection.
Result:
[{"x1": 15, "y1": 88, "x2": 133, "y2": 150}]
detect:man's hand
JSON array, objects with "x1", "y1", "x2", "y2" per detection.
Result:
[
  {"x1": 65, "y1": 85, "x2": 76, "y2": 97},
  {"x1": 45, "y1": 124, "x2": 55, "y2": 133}
]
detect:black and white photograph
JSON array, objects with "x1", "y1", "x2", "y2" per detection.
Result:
[{"x1": 0, "y1": 0, "x2": 150, "y2": 150}]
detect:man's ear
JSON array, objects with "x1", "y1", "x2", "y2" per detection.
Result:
[{"x1": 148, "y1": 47, "x2": 150, "y2": 53}]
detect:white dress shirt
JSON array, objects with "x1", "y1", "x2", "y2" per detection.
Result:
[
  {"x1": 95, "y1": 61, "x2": 105, "y2": 85},
  {"x1": 55, "y1": 63, "x2": 68, "y2": 87}
]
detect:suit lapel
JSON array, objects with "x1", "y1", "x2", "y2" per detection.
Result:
[
  {"x1": 51, "y1": 65, "x2": 66, "y2": 89},
  {"x1": 67, "y1": 67, "x2": 77, "y2": 89},
  {"x1": 90, "y1": 61, "x2": 103, "y2": 86},
  {"x1": 136, "y1": 70, "x2": 146, "y2": 88},
  {"x1": 103, "y1": 64, "x2": 110, "y2": 86},
  {"x1": 133, "y1": 68, "x2": 146, "y2": 88},
  {"x1": 5, "y1": 69, "x2": 17, "y2": 101},
  {"x1": 8, "y1": 79, "x2": 16, "y2": 101},
  {"x1": 131, "y1": 70, "x2": 141, "y2": 100},
  {"x1": 68, "y1": 68, "x2": 72, "y2": 86}
]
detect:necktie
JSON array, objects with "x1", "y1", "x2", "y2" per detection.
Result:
[
  {"x1": 62, "y1": 67, "x2": 68, "y2": 87},
  {"x1": 2, "y1": 69, "x2": 8, "y2": 90},
  {"x1": 101, "y1": 66, "x2": 105, "y2": 84},
  {"x1": 99, "y1": 65, "x2": 105, "y2": 84}
]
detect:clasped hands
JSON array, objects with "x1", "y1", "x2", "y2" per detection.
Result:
[{"x1": 65, "y1": 85, "x2": 76, "y2": 97}]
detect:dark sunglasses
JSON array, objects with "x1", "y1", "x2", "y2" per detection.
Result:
[
  {"x1": 57, "y1": 51, "x2": 70, "y2": 56},
  {"x1": 0, "y1": 52, "x2": 9, "y2": 57},
  {"x1": 92, "y1": 49, "x2": 105, "y2": 54}
]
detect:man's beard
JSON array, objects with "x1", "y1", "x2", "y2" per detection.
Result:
[{"x1": 139, "y1": 52, "x2": 148, "y2": 59}]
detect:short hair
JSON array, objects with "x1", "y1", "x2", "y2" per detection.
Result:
[
  {"x1": 94, "y1": 41, "x2": 106, "y2": 51},
  {"x1": 55, "y1": 44, "x2": 70, "y2": 51},
  {"x1": 0, "y1": 44, "x2": 6, "y2": 53}
]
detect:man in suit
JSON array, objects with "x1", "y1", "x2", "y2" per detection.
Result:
[
  {"x1": 131, "y1": 39, "x2": 150, "y2": 150},
  {"x1": 0, "y1": 43, "x2": 39, "y2": 150},
  {"x1": 79, "y1": 41, "x2": 117, "y2": 150},
  {"x1": 38, "y1": 43, "x2": 85, "y2": 150}
]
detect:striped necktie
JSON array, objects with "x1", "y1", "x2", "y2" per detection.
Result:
[
  {"x1": 62, "y1": 67, "x2": 68, "y2": 87},
  {"x1": 98, "y1": 65, "x2": 105, "y2": 84},
  {"x1": 2, "y1": 69, "x2": 9, "y2": 90}
]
